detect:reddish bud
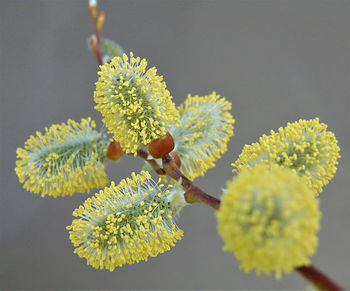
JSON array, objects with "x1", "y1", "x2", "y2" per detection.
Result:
[
  {"x1": 148, "y1": 132, "x2": 175, "y2": 159},
  {"x1": 87, "y1": 1, "x2": 97, "y2": 20},
  {"x1": 89, "y1": 36, "x2": 97, "y2": 53},
  {"x1": 106, "y1": 141, "x2": 124, "y2": 161},
  {"x1": 96, "y1": 11, "x2": 105, "y2": 33},
  {"x1": 169, "y1": 152, "x2": 181, "y2": 169}
]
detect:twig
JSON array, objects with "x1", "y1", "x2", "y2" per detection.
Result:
[
  {"x1": 94, "y1": 23, "x2": 103, "y2": 66},
  {"x1": 297, "y1": 265, "x2": 343, "y2": 291},
  {"x1": 136, "y1": 149, "x2": 166, "y2": 175},
  {"x1": 88, "y1": 2, "x2": 104, "y2": 66},
  {"x1": 162, "y1": 154, "x2": 220, "y2": 209}
]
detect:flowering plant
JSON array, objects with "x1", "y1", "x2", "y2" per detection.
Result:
[{"x1": 14, "y1": 1, "x2": 344, "y2": 290}]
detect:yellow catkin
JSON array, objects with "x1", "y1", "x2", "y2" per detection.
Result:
[
  {"x1": 15, "y1": 117, "x2": 109, "y2": 197},
  {"x1": 94, "y1": 52, "x2": 180, "y2": 155},
  {"x1": 170, "y1": 92, "x2": 235, "y2": 180},
  {"x1": 67, "y1": 171, "x2": 184, "y2": 271},
  {"x1": 232, "y1": 118, "x2": 340, "y2": 195},
  {"x1": 217, "y1": 164, "x2": 320, "y2": 278}
]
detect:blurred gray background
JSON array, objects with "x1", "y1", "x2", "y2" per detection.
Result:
[{"x1": 1, "y1": 0, "x2": 349, "y2": 290}]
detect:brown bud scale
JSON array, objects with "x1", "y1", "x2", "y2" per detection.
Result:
[
  {"x1": 148, "y1": 132, "x2": 175, "y2": 159},
  {"x1": 169, "y1": 152, "x2": 181, "y2": 169},
  {"x1": 106, "y1": 141, "x2": 124, "y2": 161}
]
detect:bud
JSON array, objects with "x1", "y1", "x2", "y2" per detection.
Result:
[
  {"x1": 106, "y1": 140, "x2": 124, "y2": 161},
  {"x1": 169, "y1": 151, "x2": 181, "y2": 168},
  {"x1": 148, "y1": 132, "x2": 175, "y2": 159},
  {"x1": 87, "y1": 0, "x2": 97, "y2": 20},
  {"x1": 217, "y1": 164, "x2": 320, "y2": 278},
  {"x1": 87, "y1": 34, "x2": 97, "y2": 54},
  {"x1": 96, "y1": 11, "x2": 105, "y2": 33},
  {"x1": 67, "y1": 171, "x2": 186, "y2": 271},
  {"x1": 15, "y1": 117, "x2": 109, "y2": 197}
]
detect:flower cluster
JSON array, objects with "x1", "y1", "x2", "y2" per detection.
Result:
[
  {"x1": 15, "y1": 117, "x2": 109, "y2": 197},
  {"x1": 15, "y1": 41, "x2": 342, "y2": 287},
  {"x1": 233, "y1": 118, "x2": 340, "y2": 195},
  {"x1": 170, "y1": 92, "x2": 235, "y2": 180},
  {"x1": 94, "y1": 53, "x2": 180, "y2": 155},
  {"x1": 67, "y1": 171, "x2": 185, "y2": 271},
  {"x1": 217, "y1": 164, "x2": 320, "y2": 278}
]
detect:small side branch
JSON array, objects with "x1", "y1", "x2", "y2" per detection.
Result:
[
  {"x1": 162, "y1": 154, "x2": 220, "y2": 209},
  {"x1": 136, "y1": 149, "x2": 166, "y2": 175},
  {"x1": 88, "y1": 2, "x2": 104, "y2": 66}
]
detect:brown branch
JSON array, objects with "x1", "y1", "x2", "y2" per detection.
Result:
[
  {"x1": 94, "y1": 25, "x2": 103, "y2": 66},
  {"x1": 87, "y1": 2, "x2": 103, "y2": 66},
  {"x1": 297, "y1": 265, "x2": 344, "y2": 291},
  {"x1": 136, "y1": 149, "x2": 165, "y2": 175},
  {"x1": 162, "y1": 154, "x2": 220, "y2": 209}
]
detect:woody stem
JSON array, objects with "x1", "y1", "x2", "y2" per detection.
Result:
[{"x1": 94, "y1": 25, "x2": 103, "y2": 66}]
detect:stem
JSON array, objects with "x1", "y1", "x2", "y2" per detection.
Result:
[
  {"x1": 88, "y1": 3, "x2": 103, "y2": 66},
  {"x1": 296, "y1": 265, "x2": 344, "y2": 291},
  {"x1": 94, "y1": 27, "x2": 103, "y2": 66},
  {"x1": 184, "y1": 187, "x2": 221, "y2": 210},
  {"x1": 136, "y1": 149, "x2": 165, "y2": 175},
  {"x1": 162, "y1": 154, "x2": 220, "y2": 209}
]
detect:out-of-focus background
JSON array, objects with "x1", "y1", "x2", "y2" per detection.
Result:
[{"x1": 1, "y1": 0, "x2": 349, "y2": 290}]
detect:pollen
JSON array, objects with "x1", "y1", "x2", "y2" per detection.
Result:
[
  {"x1": 15, "y1": 117, "x2": 109, "y2": 197},
  {"x1": 94, "y1": 52, "x2": 180, "y2": 155},
  {"x1": 170, "y1": 92, "x2": 235, "y2": 180},
  {"x1": 67, "y1": 171, "x2": 184, "y2": 271},
  {"x1": 232, "y1": 118, "x2": 340, "y2": 195},
  {"x1": 217, "y1": 164, "x2": 320, "y2": 278}
]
